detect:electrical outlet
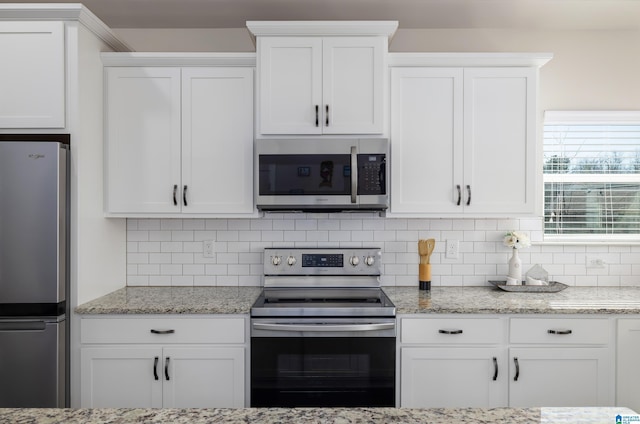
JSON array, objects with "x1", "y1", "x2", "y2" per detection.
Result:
[
  {"x1": 203, "y1": 240, "x2": 215, "y2": 258},
  {"x1": 586, "y1": 255, "x2": 606, "y2": 269},
  {"x1": 445, "y1": 239, "x2": 459, "y2": 259}
]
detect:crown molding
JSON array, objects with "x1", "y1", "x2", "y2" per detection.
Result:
[{"x1": 0, "y1": 3, "x2": 131, "y2": 51}]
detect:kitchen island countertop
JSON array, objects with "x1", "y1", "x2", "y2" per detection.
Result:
[
  {"x1": 75, "y1": 285, "x2": 640, "y2": 315},
  {"x1": 1, "y1": 407, "x2": 637, "y2": 424}
]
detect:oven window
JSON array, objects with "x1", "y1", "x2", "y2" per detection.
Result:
[
  {"x1": 258, "y1": 154, "x2": 351, "y2": 196},
  {"x1": 251, "y1": 337, "x2": 395, "y2": 407}
]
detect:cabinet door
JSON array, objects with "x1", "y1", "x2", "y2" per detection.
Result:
[
  {"x1": 617, "y1": 319, "x2": 640, "y2": 412},
  {"x1": 401, "y1": 347, "x2": 507, "y2": 408},
  {"x1": 0, "y1": 21, "x2": 65, "y2": 128},
  {"x1": 105, "y1": 67, "x2": 182, "y2": 214},
  {"x1": 509, "y1": 348, "x2": 611, "y2": 407},
  {"x1": 390, "y1": 68, "x2": 463, "y2": 214},
  {"x1": 163, "y1": 347, "x2": 245, "y2": 408},
  {"x1": 258, "y1": 37, "x2": 322, "y2": 134},
  {"x1": 463, "y1": 68, "x2": 537, "y2": 214},
  {"x1": 80, "y1": 347, "x2": 163, "y2": 408},
  {"x1": 322, "y1": 37, "x2": 384, "y2": 134},
  {"x1": 182, "y1": 68, "x2": 254, "y2": 214}
]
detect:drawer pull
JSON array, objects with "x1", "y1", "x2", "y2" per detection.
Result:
[
  {"x1": 153, "y1": 356, "x2": 159, "y2": 381},
  {"x1": 150, "y1": 329, "x2": 175, "y2": 335},
  {"x1": 438, "y1": 329, "x2": 463, "y2": 335},
  {"x1": 548, "y1": 329, "x2": 572, "y2": 335},
  {"x1": 492, "y1": 356, "x2": 498, "y2": 381},
  {"x1": 513, "y1": 357, "x2": 520, "y2": 381},
  {"x1": 165, "y1": 357, "x2": 170, "y2": 381}
]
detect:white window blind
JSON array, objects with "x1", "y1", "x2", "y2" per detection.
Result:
[{"x1": 544, "y1": 111, "x2": 640, "y2": 240}]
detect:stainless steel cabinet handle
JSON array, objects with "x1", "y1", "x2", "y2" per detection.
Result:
[
  {"x1": 350, "y1": 146, "x2": 357, "y2": 204},
  {"x1": 466, "y1": 185, "x2": 471, "y2": 206},
  {"x1": 514, "y1": 357, "x2": 520, "y2": 381},
  {"x1": 153, "y1": 356, "x2": 159, "y2": 380},
  {"x1": 456, "y1": 185, "x2": 462, "y2": 206},
  {"x1": 173, "y1": 184, "x2": 178, "y2": 206},
  {"x1": 493, "y1": 357, "x2": 498, "y2": 381},
  {"x1": 315, "y1": 105, "x2": 319, "y2": 127},
  {"x1": 325, "y1": 105, "x2": 329, "y2": 126},
  {"x1": 165, "y1": 357, "x2": 170, "y2": 381},
  {"x1": 548, "y1": 329, "x2": 572, "y2": 335},
  {"x1": 150, "y1": 329, "x2": 175, "y2": 335},
  {"x1": 183, "y1": 185, "x2": 188, "y2": 207},
  {"x1": 252, "y1": 322, "x2": 394, "y2": 332},
  {"x1": 438, "y1": 329, "x2": 463, "y2": 334}
]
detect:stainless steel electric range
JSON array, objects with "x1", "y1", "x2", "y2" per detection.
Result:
[{"x1": 250, "y1": 247, "x2": 396, "y2": 407}]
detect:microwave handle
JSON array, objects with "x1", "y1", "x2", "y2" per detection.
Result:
[{"x1": 351, "y1": 146, "x2": 357, "y2": 204}]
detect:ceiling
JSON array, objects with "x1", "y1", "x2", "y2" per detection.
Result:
[{"x1": 3, "y1": 0, "x2": 640, "y2": 30}]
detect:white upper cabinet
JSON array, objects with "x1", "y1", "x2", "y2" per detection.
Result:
[
  {"x1": 0, "y1": 21, "x2": 65, "y2": 128},
  {"x1": 104, "y1": 56, "x2": 255, "y2": 217},
  {"x1": 181, "y1": 67, "x2": 255, "y2": 214},
  {"x1": 391, "y1": 67, "x2": 464, "y2": 214},
  {"x1": 390, "y1": 55, "x2": 550, "y2": 217},
  {"x1": 249, "y1": 21, "x2": 396, "y2": 135},
  {"x1": 463, "y1": 68, "x2": 537, "y2": 215},
  {"x1": 105, "y1": 67, "x2": 182, "y2": 214},
  {"x1": 258, "y1": 37, "x2": 323, "y2": 134}
]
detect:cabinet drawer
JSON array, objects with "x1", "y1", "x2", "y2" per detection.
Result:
[
  {"x1": 81, "y1": 317, "x2": 246, "y2": 344},
  {"x1": 401, "y1": 317, "x2": 503, "y2": 344},
  {"x1": 509, "y1": 318, "x2": 609, "y2": 345}
]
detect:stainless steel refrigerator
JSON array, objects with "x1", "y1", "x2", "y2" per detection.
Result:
[{"x1": 0, "y1": 136, "x2": 69, "y2": 407}]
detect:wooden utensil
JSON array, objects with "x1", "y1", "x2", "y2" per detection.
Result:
[
  {"x1": 418, "y1": 239, "x2": 435, "y2": 291},
  {"x1": 418, "y1": 238, "x2": 435, "y2": 264}
]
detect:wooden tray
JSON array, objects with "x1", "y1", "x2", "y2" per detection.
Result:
[{"x1": 488, "y1": 280, "x2": 568, "y2": 293}]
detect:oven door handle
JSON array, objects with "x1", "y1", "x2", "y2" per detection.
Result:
[{"x1": 252, "y1": 322, "x2": 395, "y2": 332}]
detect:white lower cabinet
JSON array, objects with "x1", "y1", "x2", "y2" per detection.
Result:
[
  {"x1": 401, "y1": 347, "x2": 507, "y2": 407},
  {"x1": 399, "y1": 315, "x2": 614, "y2": 408},
  {"x1": 617, "y1": 318, "x2": 640, "y2": 412},
  {"x1": 399, "y1": 316, "x2": 507, "y2": 408},
  {"x1": 508, "y1": 347, "x2": 610, "y2": 407},
  {"x1": 508, "y1": 317, "x2": 612, "y2": 407},
  {"x1": 80, "y1": 316, "x2": 246, "y2": 408}
]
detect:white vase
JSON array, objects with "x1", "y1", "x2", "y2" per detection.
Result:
[{"x1": 508, "y1": 248, "x2": 522, "y2": 283}]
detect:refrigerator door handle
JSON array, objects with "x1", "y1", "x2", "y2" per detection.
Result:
[{"x1": 0, "y1": 321, "x2": 47, "y2": 331}]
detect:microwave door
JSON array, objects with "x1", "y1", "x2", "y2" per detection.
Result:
[{"x1": 258, "y1": 153, "x2": 354, "y2": 209}]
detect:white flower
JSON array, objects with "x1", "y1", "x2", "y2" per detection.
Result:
[{"x1": 503, "y1": 231, "x2": 531, "y2": 249}]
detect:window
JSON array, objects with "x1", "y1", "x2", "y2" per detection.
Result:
[{"x1": 544, "y1": 111, "x2": 640, "y2": 241}]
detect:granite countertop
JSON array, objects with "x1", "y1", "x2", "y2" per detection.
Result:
[
  {"x1": 75, "y1": 286, "x2": 261, "y2": 315},
  {"x1": 386, "y1": 286, "x2": 640, "y2": 315},
  {"x1": 75, "y1": 285, "x2": 640, "y2": 315},
  {"x1": 1, "y1": 407, "x2": 637, "y2": 424}
]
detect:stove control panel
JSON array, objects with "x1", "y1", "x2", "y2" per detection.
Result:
[{"x1": 264, "y1": 248, "x2": 381, "y2": 276}]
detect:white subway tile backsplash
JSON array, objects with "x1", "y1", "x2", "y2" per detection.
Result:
[{"x1": 125, "y1": 215, "x2": 640, "y2": 288}]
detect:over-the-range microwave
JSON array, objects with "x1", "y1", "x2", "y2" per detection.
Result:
[{"x1": 256, "y1": 138, "x2": 388, "y2": 212}]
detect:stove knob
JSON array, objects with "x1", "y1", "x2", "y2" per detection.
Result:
[
  {"x1": 287, "y1": 256, "x2": 297, "y2": 266},
  {"x1": 349, "y1": 256, "x2": 360, "y2": 266},
  {"x1": 271, "y1": 256, "x2": 281, "y2": 266},
  {"x1": 365, "y1": 256, "x2": 376, "y2": 266}
]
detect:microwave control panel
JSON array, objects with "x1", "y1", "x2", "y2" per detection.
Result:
[{"x1": 357, "y1": 154, "x2": 386, "y2": 195}]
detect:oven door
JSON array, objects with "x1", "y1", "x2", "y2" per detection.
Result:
[{"x1": 250, "y1": 318, "x2": 396, "y2": 407}]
